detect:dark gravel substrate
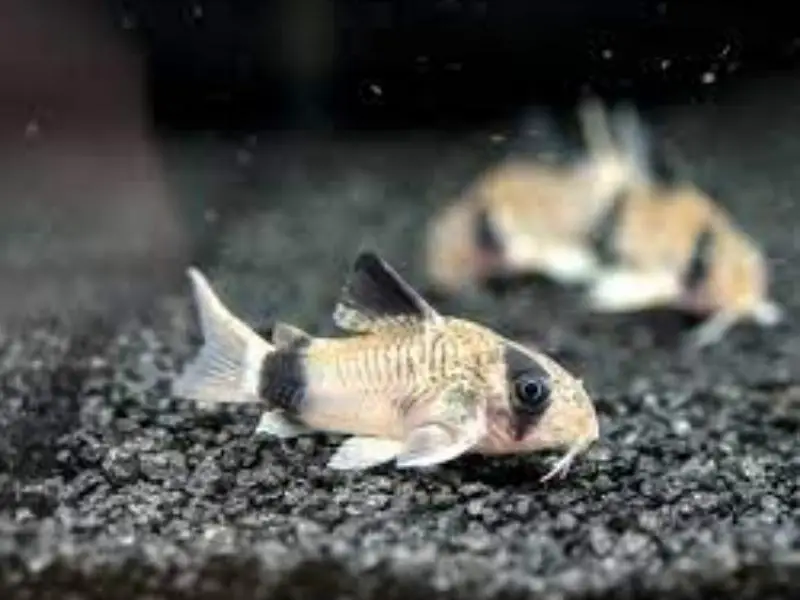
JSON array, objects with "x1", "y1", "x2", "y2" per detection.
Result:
[{"x1": 1, "y1": 77, "x2": 800, "y2": 600}]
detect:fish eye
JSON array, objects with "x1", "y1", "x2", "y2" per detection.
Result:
[{"x1": 514, "y1": 374, "x2": 551, "y2": 413}]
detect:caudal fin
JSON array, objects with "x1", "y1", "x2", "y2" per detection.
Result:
[{"x1": 172, "y1": 267, "x2": 273, "y2": 405}]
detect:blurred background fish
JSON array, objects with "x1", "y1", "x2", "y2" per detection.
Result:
[
  {"x1": 584, "y1": 176, "x2": 782, "y2": 347},
  {"x1": 425, "y1": 96, "x2": 656, "y2": 293},
  {"x1": 425, "y1": 94, "x2": 781, "y2": 347}
]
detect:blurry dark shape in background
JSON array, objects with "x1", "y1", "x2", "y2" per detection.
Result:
[
  {"x1": 0, "y1": 0, "x2": 187, "y2": 326},
  {"x1": 0, "y1": 0, "x2": 798, "y2": 326}
]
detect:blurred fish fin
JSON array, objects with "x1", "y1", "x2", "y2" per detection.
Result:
[
  {"x1": 577, "y1": 95, "x2": 615, "y2": 159},
  {"x1": 751, "y1": 300, "x2": 784, "y2": 327},
  {"x1": 684, "y1": 311, "x2": 740, "y2": 349}
]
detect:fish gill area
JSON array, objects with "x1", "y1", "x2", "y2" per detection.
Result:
[{"x1": 0, "y1": 73, "x2": 799, "y2": 600}]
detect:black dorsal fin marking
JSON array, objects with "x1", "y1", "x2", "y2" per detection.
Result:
[
  {"x1": 474, "y1": 205, "x2": 504, "y2": 255},
  {"x1": 333, "y1": 250, "x2": 442, "y2": 333},
  {"x1": 589, "y1": 189, "x2": 628, "y2": 266},
  {"x1": 683, "y1": 226, "x2": 715, "y2": 292}
]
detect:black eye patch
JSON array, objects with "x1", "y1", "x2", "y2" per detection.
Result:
[
  {"x1": 503, "y1": 343, "x2": 550, "y2": 382},
  {"x1": 503, "y1": 343, "x2": 554, "y2": 439}
]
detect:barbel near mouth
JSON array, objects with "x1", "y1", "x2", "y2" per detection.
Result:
[{"x1": 539, "y1": 437, "x2": 595, "y2": 483}]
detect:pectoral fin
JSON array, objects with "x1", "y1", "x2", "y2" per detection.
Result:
[{"x1": 395, "y1": 379, "x2": 487, "y2": 469}]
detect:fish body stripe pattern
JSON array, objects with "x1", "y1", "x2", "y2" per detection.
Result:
[
  {"x1": 309, "y1": 320, "x2": 493, "y2": 410},
  {"x1": 320, "y1": 328, "x2": 431, "y2": 393}
]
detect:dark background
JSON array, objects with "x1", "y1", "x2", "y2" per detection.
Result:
[{"x1": 118, "y1": 0, "x2": 800, "y2": 130}]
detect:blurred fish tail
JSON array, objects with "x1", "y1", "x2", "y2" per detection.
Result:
[{"x1": 172, "y1": 267, "x2": 273, "y2": 405}]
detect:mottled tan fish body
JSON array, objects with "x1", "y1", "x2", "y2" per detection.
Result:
[
  {"x1": 475, "y1": 159, "x2": 626, "y2": 260},
  {"x1": 610, "y1": 183, "x2": 720, "y2": 270},
  {"x1": 172, "y1": 251, "x2": 599, "y2": 478},
  {"x1": 586, "y1": 181, "x2": 782, "y2": 346},
  {"x1": 297, "y1": 319, "x2": 498, "y2": 440},
  {"x1": 426, "y1": 96, "x2": 652, "y2": 292},
  {"x1": 299, "y1": 320, "x2": 596, "y2": 456}
]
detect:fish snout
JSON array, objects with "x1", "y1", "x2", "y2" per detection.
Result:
[{"x1": 524, "y1": 379, "x2": 600, "y2": 454}]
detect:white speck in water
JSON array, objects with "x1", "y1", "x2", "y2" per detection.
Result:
[
  {"x1": 601, "y1": 49, "x2": 613, "y2": 60},
  {"x1": 660, "y1": 58, "x2": 672, "y2": 70},
  {"x1": 24, "y1": 119, "x2": 40, "y2": 139},
  {"x1": 192, "y1": 4, "x2": 204, "y2": 20},
  {"x1": 121, "y1": 13, "x2": 137, "y2": 30},
  {"x1": 720, "y1": 44, "x2": 731, "y2": 58},
  {"x1": 89, "y1": 356, "x2": 107, "y2": 369},
  {"x1": 671, "y1": 419, "x2": 692, "y2": 436},
  {"x1": 489, "y1": 133, "x2": 506, "y2": 143},
  {"x1": 701, "y1": 71, "x2": 716, "y2": 84},
  {"x1": 204, "y1": 209, "x2": 218, "y2": 223},
  {"x1": 369, "y1": 83, "x2": 383, "y2": 96},
  {"x1": 236, "y1": 148, "x2": 253, "y2": 166}
]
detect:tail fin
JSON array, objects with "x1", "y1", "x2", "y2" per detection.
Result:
[{"x1": 172, "y1": 267, "x2": 273, "y2": 405}]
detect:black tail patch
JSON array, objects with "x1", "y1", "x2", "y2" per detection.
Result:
[{"x1": 258, "y1": 336, "x2": 310, "y2": 414}]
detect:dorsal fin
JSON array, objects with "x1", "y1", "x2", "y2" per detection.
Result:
[
  {"x1": 333, "y1": 251, "x2": 442, "y2": 332},
  {"x1": 273, "y1": 322, "x2": 312, "y2": 348},
  {"x1": 682, "y1": 226, "x2": 715, "y2": 292}
]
